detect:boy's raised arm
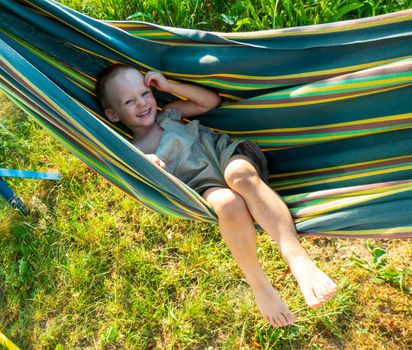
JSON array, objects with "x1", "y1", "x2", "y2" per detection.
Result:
[{"x1": 144, "y1": 71, "x2": 221, "y2": 117}]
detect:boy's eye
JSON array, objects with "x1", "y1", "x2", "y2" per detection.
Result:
[
  {"x1": 125, "y1": 99, "x2": 134, "y2": 105},
  {"x1": 142, "y1": 91, "x2": 150, "y2": 97}
]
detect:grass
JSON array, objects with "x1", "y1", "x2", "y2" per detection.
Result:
[
  {"x1": 55, "y1": 0, "x2": 412, "y2": 30},
  {"x1": 1, "y1": 1, "x2": 412, "y2": 349}
]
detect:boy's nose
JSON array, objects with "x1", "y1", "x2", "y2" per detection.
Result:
[{"x1": 136, "y1": 97, "x2": 145, "y2": 106}]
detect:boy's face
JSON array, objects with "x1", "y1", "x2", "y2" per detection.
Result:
[{"x1": 103, "y1": 68, "x2": 157, "y2": 131}]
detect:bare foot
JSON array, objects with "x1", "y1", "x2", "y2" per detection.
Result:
[
  {"x1": 252, "y1": 283, "x2": 296, "y2": 327},
  {"x1": 288, "y1": 255, "x2": 337, "y2": 309}
]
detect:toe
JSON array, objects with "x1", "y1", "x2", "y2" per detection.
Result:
[
  {"x1": 267, "y1": 315, "x2": 278, "y2": 327},
  {"x1": 267, "y1": 314, "x2": 279, "y2": 327},
  {"x1": 313, "y1": 286, "x2": 328, "y2": 304},
  {"x1": 278, "y1": 313, "x2": 291, "y2": 326},
  {"x1": 284, "y1": 312, "x2": 296, "y2": 325},
  {"x1": 325, "y1": 278, "x2": 337, "y2": 290},
  {"x1": 272, "y1": 315, "x2": 284, "y2": 327},
  {"x1": 323, "y1": 280, "x2": 337, "y2": 298},
  {"x1": 278, "y1": 314, "x2": 290, "y2": 327},
  {"x1": 319, "y1": 284, "x2": 333, "y2": 300},
  {"x1": 329, "y1": 281, "x2": 338, "y2": 294},
  {"x1": 326, "y1": 287, "x2": 337, "y2": 299},
  {"x1": 302, "y1": 289, "x2": 321, "y2": 309}
]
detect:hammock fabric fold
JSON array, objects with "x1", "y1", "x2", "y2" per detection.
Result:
[{"x1": 1, "y1": 0, "x2": 412, "y2": 238}]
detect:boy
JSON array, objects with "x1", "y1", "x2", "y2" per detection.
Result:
[{"x1": 96, "y1": 64, "x2": 337, "y2": 327}]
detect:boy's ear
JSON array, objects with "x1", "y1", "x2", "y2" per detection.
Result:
[{"x1": 105, "y1": 108, "x2": 119, "y2": 122}]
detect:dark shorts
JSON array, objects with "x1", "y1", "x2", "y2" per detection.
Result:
[
  {"x1": 232, "y1": 140, "x2": 269, "y2": 184},
  {"x1": 199, "y1": 140, "x2": 269, "y2": 195}
]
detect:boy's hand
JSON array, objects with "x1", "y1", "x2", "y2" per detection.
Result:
[
  {"x1": 145, "y1": 70, "x2": 221, "y2": 118},
  {"x1": 144, "y1": 71, "x2": 171, "y2": 93},
  {"x1": 146, "y1": 154, "x2": 166, "y2": 169}
]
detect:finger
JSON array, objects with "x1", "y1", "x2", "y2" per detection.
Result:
[
  {"x1": 157, "y1": 159, "x2": 166, "y2": 169},
  {"x1": 144, "y1": 75, "x2": 154, "y2": 87},
  {"x1": 150, "y1": 155, "x2": 166, "y2": 169},
  {"x1": 146, "y1": 154, "x2": 160, "y2": 164},
  {"x1": 144, "y1": 72, "x2": 156, "y2": 86}
]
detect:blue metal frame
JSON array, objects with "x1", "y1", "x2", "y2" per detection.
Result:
[
  {"x1": 0, "y1": 168, "x2": 61, "y2": 180},
  {"x1": 0, "y1": 177, "x2": 27, "y2": 213},
  {"x1": 0, "y1": 168, "x2": 61, "y2": 213}
]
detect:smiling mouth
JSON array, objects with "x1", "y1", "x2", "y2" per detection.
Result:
[{"x1": 137, "y1": 108, "x2": 151, "y2": 118}]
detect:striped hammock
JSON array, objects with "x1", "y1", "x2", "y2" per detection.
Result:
[{"x1": 1, "y1": 0, "x2": 412, "y2": 238}]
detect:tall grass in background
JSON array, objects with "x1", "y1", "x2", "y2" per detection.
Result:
[
  {"x1": 58, "y1": 0, "x2": 412, "y2": 30},
  {"x1": 1, "y1": 0, "x2": 412, "y2": 349}
]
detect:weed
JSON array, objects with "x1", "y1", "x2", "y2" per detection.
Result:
[{"x1": 350, "y1": 244, "x2": 412, "y2": 293}]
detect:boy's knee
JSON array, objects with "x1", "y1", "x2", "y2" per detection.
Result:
[
  {"x1": 224, "y1": 158, "x2": 260, "y2": 191},
  {"x1": 217, "y1": 193, "x2": 247, "y2": 221},
  {"x1": 205, "y1": 188, "x2": 247, "y2": 221}
]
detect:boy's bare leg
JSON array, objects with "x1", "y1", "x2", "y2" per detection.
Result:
[
  {"x1": 203, "y1": 187, "x2": 296, "y2": 327},
  {"x1": 224, "y1": 156, "x2": 337, "y2": 309}
]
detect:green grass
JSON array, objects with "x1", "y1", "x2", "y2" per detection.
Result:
[
  {"x1": 1, "y1": 1, "x2": 412, "y2": 349},
  {"x1": 55, "y1": 0, "x2": 412, "y2": 30}
]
